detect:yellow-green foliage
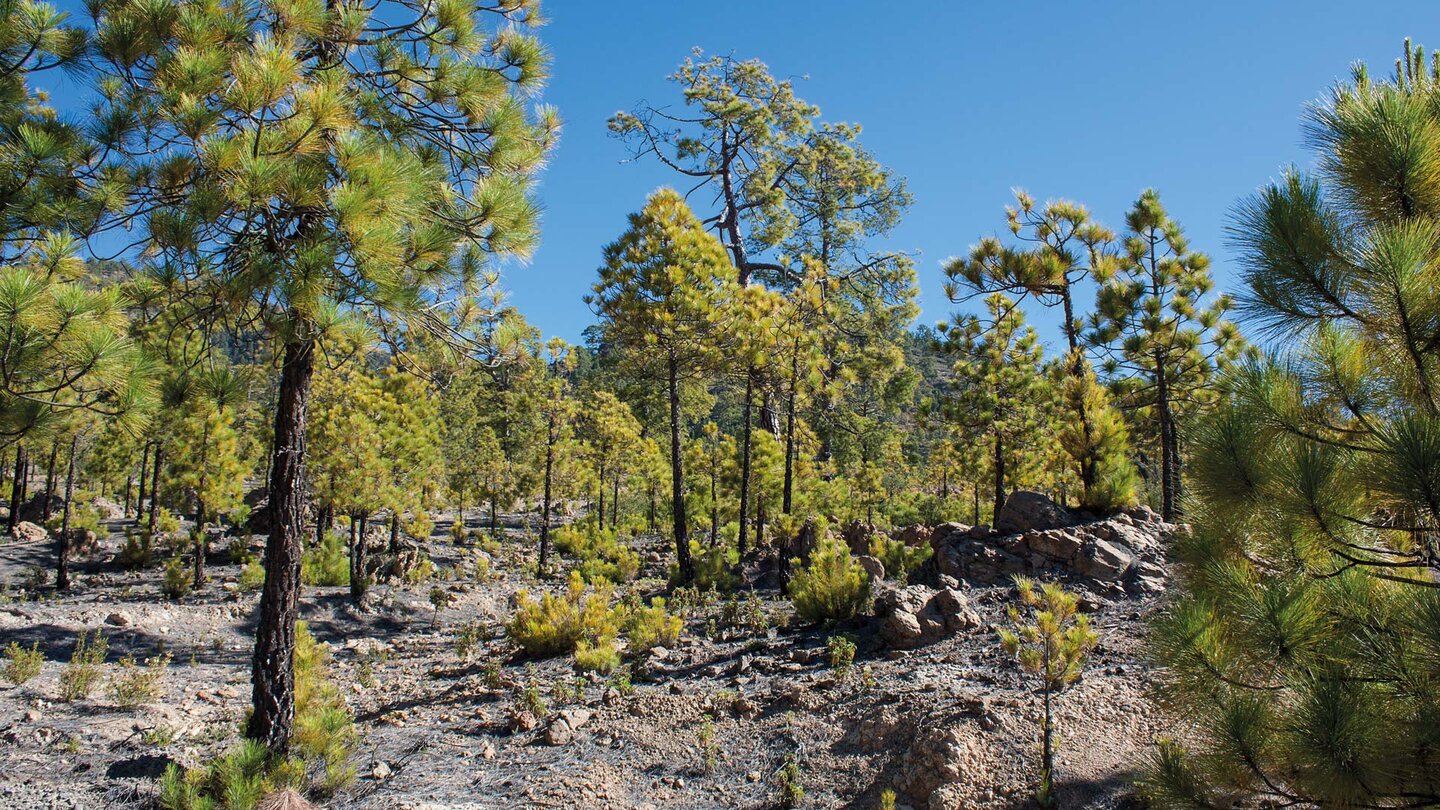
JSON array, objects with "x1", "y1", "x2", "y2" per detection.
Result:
[
  {"x1": 868, "y1": 534, "x2": 933, "y2": 582},
  {"x1": 302, "y1": 531, "x2": 350, "y2": 587},
  {"x1": 506, "y1": 571, "x2": 618, "y2": 657},
  {"x1": 682, "y1": 539, "x2": 738, "y2": 591},
  {"x1": 237, "y1": 562, "x2": 264, "y2": 593},
  {"x1": 59, "y1": 630, "x2": 107, "y2": 701},
  {"x1": 3, "y1": 641, "x2": 43, "y2": 685},
  {"x1": 573, "y1": 637, "x2": 620, "y2": 674},
  {"x1": 119, "y1": 530, "x2": 157, "y2": 569},
  {"x1": 159, "y1": 623, "x2": 354, "y2": 810},
  {"x1": 626, "y1": 597, "x2": 682, "y2": 654},
  {"x1": 1059, "y1": 353, "x2": 1140, "y2": 511},
  {"x1": 790, "y1": 534, "x2": 871, "y2": 624},
  {"x1": 162, "y1": 555, "x2": 190, "y2": 600},
  {"x1": 554, "y1": 522, "x2": 639, "y2": 583},
  {"x1": 108, "y1": 652, "x2": 170, "y2": 708}
]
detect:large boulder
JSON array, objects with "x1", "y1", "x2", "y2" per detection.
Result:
[
  {"x1": 876, "y1": 585, "x2": 982, "y2": 648},
  {"x1": 9, "y1": 520, "x2": 46, "y2": 542},
  {"x1": 994, "y1": 491, "x2": 1078, "y2": 534}
]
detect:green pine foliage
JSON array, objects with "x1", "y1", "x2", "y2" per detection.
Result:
[
  {"x1": 789, "y1": 534, "x2": 872, "y2": 624},
  {"x1": 506, "y1": 572, "x2": 619, "y2": 658},
  {"x1": 1058, "y1": 353, "x2": 1140, "y2": 511},
  {"x1": 1141, "y1": 40, "x2": 1440, "y2": 808}
]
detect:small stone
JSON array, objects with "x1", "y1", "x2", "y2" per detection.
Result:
[
  {"x1": 370, "y1": 761, "x2": 392, "y2": 780},
  {"x1": 22, "y1": 710, "x2": 41, "y2": 723},
  {"x1": 746, "y1": 771, "x2": 761, "y2": 782},
  {"x1": 481, "y1": 741, "x2": 496, "y2": 760},
  {"x1": 105, "y1": 612, "x2": 131, "y2": 627}
]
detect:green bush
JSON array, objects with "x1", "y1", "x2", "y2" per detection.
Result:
[
  {"x1": 676, "y1": 539, "x2": 738, "y2": 592},
  {"x1": 108, "y1": 652, "x2": 170, "y2": 708},
  {"x1": 59, "y1": 630, "x2": 107, "y2": 702},
  {"x1": 554, "y1": 522, "x2": 640, "y2": 583},
  {"x1": 159, "y1": 623, "x2": 354, "y2": 810},
  {"x1": 506, "y1": 571, "x2": 617, "y2": 657},
  {"x1": 626, "y1": 597, "x2": 682, "y2": 654},
  {"x1": 790, "y1": 534, "x2": 871, "y2": 624},
  {"x1": 868, "y1": 534, "x2": 933, "y2": 582},
  {"x1": 237, "y1": 561, "x2": 265, "y2": 593},
  {"x1": 3, "y1": 641, "x2": 43, "y2": 685},
  {"x1": 162, "y1": 556, "x2": 191, "y2": 600},
  {"x1": 301, "y1": 531, "x2": 350, "y2": 587},
  {"x1": 573, "y1": 636, "x2": 620, "y2": 674},
  {"x1": 119, "y1": 530, "x2": 157, "y2": 570}
]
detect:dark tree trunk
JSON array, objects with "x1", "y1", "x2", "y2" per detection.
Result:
[
  {"x1": 7, "y1": 444, "x2": 24, "y2": 534},
  {"x1": 737, "y1": 371, "x2": 754, "y2": 558},
  {"x1": 709, "y1": 466, "x2": 719, "y2": 547},
  {"x1": 193, "y1": 495, "x2": 206, "y2": 589},
  {"x1": 148, "y1": 445, "x2": 163, "y2": 535},
  {"x1": 248, "y1": 332, "x2": 316, "y2": 754},
  {"x1": 993, "y1": 432, "x2": 1006, "y2": 521},
  {"x1": 389, "y1": 511, "x2": 400, "y2": 554},
  {"x1": 668, "y1": 354, "x2": 692, "y2": 583},
  {"x1": 135, "y1": 442, "x2": 150, "y2": 520},
  {"x1": 124, "y1": 475, "x2": 133, "y2": 518},
  {"x1": 55, "y1": 436, "x2": 78, "y2": 590},
  {"x1": 539, "y1": 414, "x2": 555, "y2": 576},
  {"x1": 973, "y1": 482, "x2": 980, "y2": 526},
  {"x1": 596, "y1": 465, "x2": 605, "y2": 530},
  {"x1": 611, "y1": 473, "x2": 619, "y2": 530},
  {"x1": 782, "y1": 340, "x2": 799, "y2": 516},
  {"x1": 489, "y1": 495, "x2": 498, "y2": 538},
  {"x1": 1154, "y1": 355, "x2": 1179, "y2": 521},
  {"x1": 42, "y1": 443, "x2": 59, "y2": 522},
  {"x1": 349, "y1": 512, "x2": 368, "y2": 605}
]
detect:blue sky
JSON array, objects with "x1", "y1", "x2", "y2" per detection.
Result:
[
  {"x1": 39, "y1": 1, "x2": 1440, "y2": 346},
  {"x1": 503, "y1": 1, "x2": 1440, "y2": 345}
]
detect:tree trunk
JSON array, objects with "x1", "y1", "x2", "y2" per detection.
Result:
[
  {"x1": 539, "y1": 416, "x2": 555, "y2": 576},
  {"x1": 136, "y1": 442, "x2": 149, "y2": 519},
  {"x1": 148, "y1": 445, "x2": 163, "y2": 535},
  {"x1": 389, "y1": 511, "x2": 400, "y2": 554},
  {"x1": 737, "y1": 370, "x2": 754, "y2": 558},
  {"x1": 993, "y1": 432, "x2": 1006, "y2": 521},
  {"x1": 7, "y1": 444, "x2": 24, "y2": 534},
  {"x1": 350, "y1": 512, "x2": 368, "y2": 605},
  {"x1": 55, "y1": 436, "x2": 78, "y2": 591},
  {"x1": 489, "y1": 495, "x2": 498, "y2": 538},
  {"x1": 1154, "y1": 357, "x2": 1179, "y2": 522},
  {"x1": 709, "y1": 466, "x2": 719, "y2": 547},
  {"x1": 782, "y1": 339, "x2": 799, "y2": 515},
  {"x1": 124, "y1": 475, "x2": 133, "y2": 518},
  {"x1": 193, "y1": 495, "x2": 206, "y2": 589},
  {"x1": 668, "y1": 354, "x2": 692, "y2": 583},
  {"x1": 973, "y1": 481, "x2": 980, "y2": 526},
  {"x1": 248, "y1": 332, "x2": 316, "y2": 754},
  {"x1": 596, "y1": 465, "x2": 605, "y2": 530},
  {"x1": 611, "y1": 473, "x2": 619, "y2": 530},
  {"x1": 42, "y1": 442, "x2": 59, "y2": 522}
]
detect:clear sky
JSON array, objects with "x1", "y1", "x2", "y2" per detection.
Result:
[{"x1": 501, "y1": 1, "x2": 1440, "y2": 345}]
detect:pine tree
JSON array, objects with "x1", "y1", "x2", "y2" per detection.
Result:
[
  {"x1": 165, "y1": 367, "x2": 248, "y2": 588},
  {"x1": 1057, "y1": 352, "x2": 1139, "y2": 511},
  {"x1": 999, "y1": 577, "x2": 1097, "y2": 808},
  {"x1": 578, "y1": 390, "x2": 643, "y2": 531},
  {"x1": 1088, "y1": 190, "x2": 1244, "y2": 519},
  {"x1": 589, "y1": 189, "x2": 740, "y2": 583},
  {"x1": 92, "y1": 0, "x2": 556, "y2": 753},
  {"x1": 938, "y1": 294, "x2": 1051, "y2": 518},
  {"x1": 948, "y1": 193, "x2": 1136, "y2": 508},
  {"x1": 1142, "y1": 40, "x2": 1440, "y2": 808}
]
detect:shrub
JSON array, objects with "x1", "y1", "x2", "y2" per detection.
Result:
[
  {"x1": 119, "y1": 529, "x2": 157, "y2": 570},
  {"x1": 159, "y1": 623, "x2": 355, "y2": 810},
  {"x1": 826, "y1": 634, "x2": 856, "y2": 682},
  {"x1": 790, "y1": 534, "x2": 871, "y2": 624},
  {"x1": 679, "y1": 539, "x2": 738, "y2": 591},
  {"x1": 109, "y1": 652, "x2": 170, "y2": 708},
  {"x1": 162, "y1": 556, "x2": 191, "y2": 600},
  {"x1": 59, "y1": 630, "x2": 107, "y2": 702},
  {"x1": 237, "y1": 561, "x2": 265, "y2": 593},
  {"x1": 506, "y1": 571, "x2": 617, "y2": 657},
  {"x1": 775, "y1": 752, "x2": 804, "y2": 808},
  {"x1": 554, "y1": 523, "x2": 640, "y2": 583},
  {"x1": 626, "y1": 598, "x2": 681, "y2": 655},
  {"x1": 226, "y1": 536, "x2": 254, "y2": 565},
  {"x1": 573, "y1": 636, "x2": 620, "y2": 674},
  {"x1": 868, "y1": 534, "x2": 933, "y2": 582},
  {"x1": 3, "y1": 641, "x2": 43, "y2": 685},
  {"x1": 453, "y1": 621, "x2": 483, "y2": 661},
  {"x1": 301, "y1": 531, "x2": 350, "y2": 587}
]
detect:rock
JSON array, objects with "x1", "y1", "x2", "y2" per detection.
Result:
[
  {"x1": 91, "y1": 497, "x2": 126, "y2": 520},
  {"x1": 995, "y1": 491, "x2": 1077, "y2": 534},
  {"x1": 9, "y1": 521, "x2": 46, "y2": 543},
  {"x1": 876, "y1": 585, "x2": 973, "y2": 649},
  {"x1": 891, "y1": 525, "x2": 934, "y2": 548},
  {"x1": 856, "y1": 555, "x2": 885, "y2": 583},
  {"x1": 22, "y1": 710, "x2": 40, "y2": 723},
  {"x1": 105, "y1": 611, "x2": 132, "y2": 627},
  {"x1": 545, "y1": 708, "x2": 592, "y2": 745},
  {"x1": 369, "y1": 761, "x2": 392, "y2": 780},
  {"x1": 1073, "y1": 538, "x2": 1135, "y2": 581}
]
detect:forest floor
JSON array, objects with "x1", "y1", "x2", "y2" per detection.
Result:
[{"x1": 0, "y1": 511, "x2": 1175, "y2": 810}]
